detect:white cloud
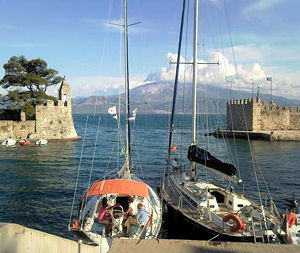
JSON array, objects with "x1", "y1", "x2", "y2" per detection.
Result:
[
  {"x1": 243, "y1": 0, "x2": 283, "y2": 13},
  {"x1": 145, "y1": 50, "x2": 300, "y2": 99}
]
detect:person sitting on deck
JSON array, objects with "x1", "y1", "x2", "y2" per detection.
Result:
[
  {"x1": 123, "y1": 203, "x2": 148, "y2": 236},
  {"x1": 97, "y1": 197, "x2": 112, "y2": 236},
  {"x1": 171, "y1": 158, "x2": 180, "y2": 170},
  {"x1": 123, "y1": 196, "x2": 137, "y2": 220}
]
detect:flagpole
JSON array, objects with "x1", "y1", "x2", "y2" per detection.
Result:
[
  {"x1": 271, "y1": 79, "x2": 272, "y2": 102},
  {"x1": 267, "y1": 76, "x2": 272, "y2": 104}
]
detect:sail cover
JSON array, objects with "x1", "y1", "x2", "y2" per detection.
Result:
[{"x1": 187, "y1": 145, "x2": 237, "y2": 177}]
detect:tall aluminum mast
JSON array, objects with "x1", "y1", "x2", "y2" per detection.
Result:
[
  {"x1": 190, "y1": 0, "x2": 198, "y2": 181},
  {"x1": 124, "y1": 0, "x2": 131, "y2": 179}
]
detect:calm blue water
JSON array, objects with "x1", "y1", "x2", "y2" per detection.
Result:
[{"x1": 0, "y1": 114, "x2": 299, "y2": 239}]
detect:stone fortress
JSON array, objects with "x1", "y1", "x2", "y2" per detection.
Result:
[
  {"x1": 0, "y1": 79, "x2": 79, "y2": 141},
  {"x1": 214, "y1": 98, "x2": 300, "y2": 141},
  {"x1": 227, "y1": 98, "x2": 300, "y2": 131}
]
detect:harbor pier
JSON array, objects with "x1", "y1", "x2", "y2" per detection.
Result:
[
  {"x1": 214, "y1": 129, "x2": 300, "y2": 141},
  {"x1": 1, "y1": 223, "x2": 300, "y2": 253}
]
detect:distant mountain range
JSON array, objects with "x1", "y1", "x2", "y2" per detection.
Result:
[{"x1": 72, "y1": 82, "x2": 300, "y2": 114}]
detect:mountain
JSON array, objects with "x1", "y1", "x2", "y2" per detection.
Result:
[{"x1": 72, "y1": 82, "x2": 300, "y2": 114}]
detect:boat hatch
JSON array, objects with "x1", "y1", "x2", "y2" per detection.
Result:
[{"x1": 211, "y1": 191, "x2": 225, "y2": 204}]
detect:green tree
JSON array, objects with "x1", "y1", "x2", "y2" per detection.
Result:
[{"x1": 0, "y1": 56, "x2": 63, "y2": 116}]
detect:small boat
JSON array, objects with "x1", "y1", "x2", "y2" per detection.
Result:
[
  {"x1": 36, "y1": 139, "x2": 48, "y2": 146},
  {"x1": 19, "y1": 140, "x2": 31, "y2": 146},
  {"x1": 1, "y1": 138, "x2": 16, "y2": 147}
]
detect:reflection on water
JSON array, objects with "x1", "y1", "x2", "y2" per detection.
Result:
[{"x1": 0, "y1": 114, "x2": 299, "y2": 239}]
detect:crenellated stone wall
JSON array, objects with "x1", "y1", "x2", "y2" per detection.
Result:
[
  {"x1": 227, "y1": 98, "x2": 300, "y2": 131},
  {"x1": 227, "y1": 98, "x2": 256, "y2": 131},
  {"x1": 0, "y1": 79, "x2": 79, "y2": 141}
]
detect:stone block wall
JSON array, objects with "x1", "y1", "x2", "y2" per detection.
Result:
[
  {"x1": 227, "y1": 98, "x2": 300, "y2": 131},
  {"x1": 0, "y1": 120, "x2": 35, "y2": 140},
  {"x1": 290, "y1": 113, "x2": 300, "y2": 129},
  {"x1": 227, "y1": 98, "x2": 257, "y2": 131},
  {"x1": 34, "y1": 99, "x2": 78, "y2": 139},
  {"x1": 259, "y1": 106, "x2": 290, "y2": 130}
]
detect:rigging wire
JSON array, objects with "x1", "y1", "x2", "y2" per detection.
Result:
[
  {"x1": 68, "y1": 115, "x2": 90, "y2": 229},
  {"x1": 130, "y1": 128, "x2": 144, "y2": 180},
  {"x1": 104, "y1": 126, "x2": 122, "y2": 179},
  {"x1": 180, "y1": 0, "x2": 190, "y2": 163},
  {"x1": 218, "y1": 0, "x2": 242, "y2": 182},
  {"x1": 223, "y1": 0, "x2": 266, "y2": 226},
  {"x1": 167, "y1": 0, "x2": 187, "y2": 163},
  {"x1": 86, "y1": 116, "x2": 101, "y2": 189},
  {"x1": 93, "y1": 0, "x2": 114, "y2": 115},
  {"x1": 81, "y1": 116, "x2": 102, "y2": 220}
]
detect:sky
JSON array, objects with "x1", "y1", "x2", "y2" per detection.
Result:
[{"x1": 0, "y1": 0, "x2": 300, "y2": 99}]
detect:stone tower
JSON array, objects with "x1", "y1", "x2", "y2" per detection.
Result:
[
  {"x1": 33, "y1": 79, "x2": 79, "y2": 140},
  {"x1": 59, "y1": 79, "x2": 72, "y2": 106}
]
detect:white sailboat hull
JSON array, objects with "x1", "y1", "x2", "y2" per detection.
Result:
[{"x1": 162, "y1": 172, "x2": 284, "y2": 243}]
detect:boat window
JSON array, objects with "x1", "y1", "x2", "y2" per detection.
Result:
[
  {"x1": 81, "y1": 195, "x2": 98, "y2": 220},
  {"x1": 209, "y1": 205, "x2": 215, "y2": 208},
  {"x1": 228, "y1": 200, "x2": 232, "y2": 206},
  {"x1": 210, "y1": 191, "x2": 225, "y2": 203},
  {"x1": 238, "y1": 204, "x2": 243, "y2": 208}
]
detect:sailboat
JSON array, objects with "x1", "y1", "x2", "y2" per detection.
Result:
[
  {"x1": 69, "y1": 0, "x2": 162, "y2": 251},
  {"x1": 162, "y1": 0, "x2": 285, "y2": 243}
]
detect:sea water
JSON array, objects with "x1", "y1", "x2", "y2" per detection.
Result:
[{"x1": 0, "y1": 114, "x2": 299, "y2": 239}]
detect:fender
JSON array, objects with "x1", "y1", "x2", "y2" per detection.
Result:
[{"x1": 288, "y1": 213, "x2": 296, "y2": 228}]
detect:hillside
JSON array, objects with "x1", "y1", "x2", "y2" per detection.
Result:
[{"x1": 72, "y1": 82, "x2": 300, "y2": 114}]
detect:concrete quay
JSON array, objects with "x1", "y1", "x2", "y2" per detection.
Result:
[
  {"x1": 214, "y1": 129, "x2": 300, "y2": 141},
  {"x1": 1, "y1": 223, "x2": 300, "y2": 253}
]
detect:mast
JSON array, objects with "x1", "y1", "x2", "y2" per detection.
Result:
[
  {"x1": 124, "y1": 0, "x2": 131, "y2": 179},
  {"x1": 190, "y1": 0, "x2": 198, "y2": 181},
  {"x1": 168, "y1": 0, "x2": 186, "y2": 162}
]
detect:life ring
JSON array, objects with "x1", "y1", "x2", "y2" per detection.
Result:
[
  {"x1": 288, "y1": 213, "x2": 296, "y2": 228},
  {"x1": 223, "y1": 214, "x2": 246, "y2": 232}
]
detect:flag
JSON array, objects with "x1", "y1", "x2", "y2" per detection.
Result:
[
  {"x1": 267, "y1": 77, "x2": 272, "y2": 82},
  {"x1": 132, "y1": 108, "x2": 137, "y2": 116},
  {"x1": 108, "y1": 106, "x2": 117, "y2": 115},
  {"x1": 128, "y1": 108, "x2": 137, "y2": 120},
  {"x1": 171, "y1": 145, "x2": 177, "y2": 152}
]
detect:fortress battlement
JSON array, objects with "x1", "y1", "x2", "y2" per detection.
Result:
[
  {"x1": 227, "y1": 98, "x2": 300, "y2": 131},
  {"x1": 227, "y1": 98, "x2": 260, "y2": 105}
]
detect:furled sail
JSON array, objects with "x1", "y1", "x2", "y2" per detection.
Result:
[{"x1": 188, "y1": 145, "x2": 239, "y2": 182}]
